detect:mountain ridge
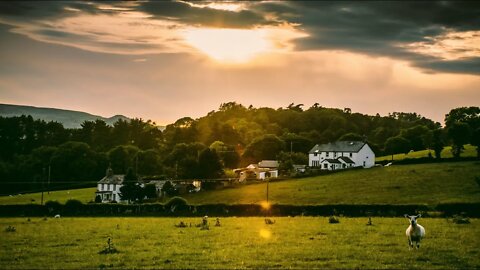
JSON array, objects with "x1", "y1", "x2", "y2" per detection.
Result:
[{"x1": 0, "y1": 103, "x2": 130, "y2": 129}]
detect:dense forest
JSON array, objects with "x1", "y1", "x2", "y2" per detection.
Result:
[{"x1": 0, "y1": 102, "x2": 478, "y2": 195}]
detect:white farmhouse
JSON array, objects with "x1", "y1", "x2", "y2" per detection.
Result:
[
  {"x1": 95, "y1": 167, "x2": 124, "y2": 202},
  {"x1": 309, "y1": 141, "x2": 375, "y2": 170}
]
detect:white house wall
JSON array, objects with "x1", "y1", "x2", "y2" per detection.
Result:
[
  {"x1": 355, "y1": 144, "x2": 375, "y2": 168},
  {"x1": 308, "y1": 144, "x2": 375, "y2": 169}
]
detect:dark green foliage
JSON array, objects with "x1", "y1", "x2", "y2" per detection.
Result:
[
  {"x1": 1, "y1": 104, "x2": 476, "y2": 195},
  {"x1": 445, "y1": 107, "x2": 480, "y2": 158},
  {"x1": 431, "y1": 129, "x2": 445, "y2": 159},
  {"x1": 447, "y1": 122, "x2": 471, "y2": 158},
  {"x1": 165, "y1": 196, "x2": 189, "y2": 212},
  {"x1": 44, "y1": 200, "x2": 62, "y2": 214},
  {"x1": 64, "y1": 199, "x2": 83, "y2": 214},
  {"x1": 119, "y1": 168, "x2": 143, "y2": 203},
  {"x1": 161, "y1": 181, "x2": 178, "y2": 197},
  {"x1": 143, "y1": 184, "x2": 157, "y2": 199},
  {"x1": 385, "y1": 136, "x2": 411, "y2": 159},
  {"x1": 95, "y1": 195, "x2": 102, "y2": 203},
  {"x1": 198, "y1": 148, "x2": 223, "y2": 179},
  {"x1": 243, "y1": 134, "x2": 285, "y2": 162}
]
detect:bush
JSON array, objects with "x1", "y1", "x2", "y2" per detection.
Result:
[
  {"x1": 44, "y1": 201, "x2": 62, "y2": 214},
  {"x1": 165, "y1": 197, "x2": 189, "y2": 213},
  {"x1": 64, "y1": 199, "x2": 83, "y2": 215}
]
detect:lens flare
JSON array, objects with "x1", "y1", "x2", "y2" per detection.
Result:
[
  {"x1": 259, "y1": 229, "x2": 271, "y2": 239},
  {"x1": 260, "y1": 201, "x2": 271, "y2": 210}
]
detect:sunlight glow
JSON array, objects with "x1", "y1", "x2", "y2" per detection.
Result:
[
  {"x1": 182, "y1": 1, "x2": 246, "y2": 12},
  {"x1": 406, "y1": 30, "x2": 480, "y2": 60},
  {"x1": 259, "y1": 229, "x2": 272, "y2": 239},
  {"x1": 184, "y1": 28, "x2": 271, "y2": 63},
  {"x1": 260, "y1": 201, "x2": 271, "y2": 210}
]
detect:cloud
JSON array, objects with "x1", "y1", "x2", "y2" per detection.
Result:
[
  {"x1": 0, "y1": 1, "x2": 479, "y2": 74},
  {"x1": 252, "y1": 1, "x2": 480, "y2": 74}
]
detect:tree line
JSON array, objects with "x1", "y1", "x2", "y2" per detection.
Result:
[{"x1": 0, "y1": 103, "x2": 478, "y2": 195}]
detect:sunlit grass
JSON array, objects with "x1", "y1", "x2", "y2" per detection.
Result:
[
  {"x1": 376, "y1": 144, "x2": 477, "y2": 162},
  {"x1": 183, "y1": 161, "x2": 480, "y2": 205},
  {"x1": 0, "y1": 187, "x2": 96, "y2": 205},
  {"x1": 0, "y1": 217, "x2": 478, "y2": 269},
  {"x1": 2, "y1": 162, "x2": 479, "y2": 206}
]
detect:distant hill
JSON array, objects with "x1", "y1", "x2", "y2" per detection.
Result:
[{"x1": 0, "y1": 103, "x2": 130, "y2": 129}]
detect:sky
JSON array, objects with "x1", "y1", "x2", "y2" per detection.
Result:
[{"x1": 0, "y1": 1, "x2": 479, "y2": 125}]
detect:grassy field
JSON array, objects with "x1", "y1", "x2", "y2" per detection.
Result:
[
  {"x1": 1, "y1": 161, "x2": 479, "y2": 206},
  {"x1": 0, "y1": 187, "x2": 96, "y2": 205},
  {"x1": 376, "y1": 144, "x2": 477, "y2": 162},
  {"x1": 182, "y1": 161, "x2": 480, "y2": 205},
  {"x1": 1, "y1": 217, "x2": 478, "y2": 269}
]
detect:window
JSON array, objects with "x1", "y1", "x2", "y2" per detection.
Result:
[
  {"x1": 363, "y1": 161, "x2": 366, "y2": 167},
  {"x1": 349, "y1": 153, "x2": 353, "y2": 157},
  {"x1": 326, "y1": 152, "x2": 330, "y2": 157},
  {"x1": 323, "y1": 163, "x2": 328, "y2": 169}
]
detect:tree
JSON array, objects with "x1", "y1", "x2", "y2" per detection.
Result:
[
  {"x1": 209, "y1": 141, "x2": 240, "y2": 169},
  {"x1": 445, "y1": 107, "x2": 480, "y2": 158},
  {"x1": 384, "y1": 136, "x2": 411, "y2": 160},
  {"x1": 119, "y1": 168, "x2": 143, "y2": 203},
  {"x1": 430, "y1": 129, "x2": 445, "y2": 159},
  {"x1": 473, "y1": 128, "x2": 480, "y2": 158},
  {"x1": 198, "y1": 148, "x2": 223, "y2": 179},
  {"x1": 143, "y1": 184, "x2": 157, "y2": 199},
  {"x1": 447, "y1": 122, "x2": 471, "y2": 158},
  {"x1": 161, "y1": 180, "x2": 178, "y2": 197},
  {"x1": 338, "y1": 133, "x2": 364, "y2": 142},
  {"x1": 400, "y1": 125, "x2": 431, "y2": 151},
  {"x1": 243, "y1": 134, "x2": 285, "y2": 163}
]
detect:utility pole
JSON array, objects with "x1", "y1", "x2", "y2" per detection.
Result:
[
  {"x1": 41, "y1": 167, "x2": 45, "y2": 205},
  {"x1": 47, "y1": 164, "x2": 51, "y2": 195},
  {"x1": 266, "y1": 178, "x2": 269, "y2": 203}
]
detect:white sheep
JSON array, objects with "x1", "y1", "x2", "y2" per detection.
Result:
[
  {"x1": 54, "y1": 214, "x2": 61, "y2": 218},
  {"x1": 404, "y1": 214, "x2": 425, "y2": 249}
]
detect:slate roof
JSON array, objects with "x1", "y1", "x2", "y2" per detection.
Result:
[
  {"x1": 338, "y1": 156, "x2": 355, "y2": 164},
  {"x1": 321, "y1": 159, "x2": 341, "y2": 164},
  {"x1": 98, "y1": 175, "x2": 124, "y2": 185},
  {"x1": 258, "y1": 160, "x2": 279, "y2": 168},
  {"x1": 309, "y1": 141, "x2": 366, "y2": 154}
]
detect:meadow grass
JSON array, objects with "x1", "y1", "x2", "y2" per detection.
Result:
[
  {"x1": 1, "y1": 161, "x2": 479, "y2": 206},
  {"x1": 0, "y1": 217, "x2": 478, "y2": 269},
  {"x1": 376, "y1": 144, "x2": 477, "y2": 162},
  {"x1": 182, "y1": 161, "x2": 480, "y2": 205},
  {"x1": 0, "y1": 187, "x2": 96, "y2": 205}
]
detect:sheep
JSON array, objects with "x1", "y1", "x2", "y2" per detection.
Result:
[
  {"x1": 54, "y1": 214, "x2": 61, "y2": 218},
  {"x1": 404, "y1": 214, "x2": 425, "y2": 249}
]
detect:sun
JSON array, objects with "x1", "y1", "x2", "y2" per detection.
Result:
[{"x1": 183, "y1": 28, "x2": 272, "y2": 63}]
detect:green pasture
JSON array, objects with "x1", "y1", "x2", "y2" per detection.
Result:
[
  {"x1": 0, "y1": 187, "x2": 96, "y2": 205},
  {"x1": 183, "y1": 161, "x2": 480, "y2": 205},
  {"x1": 376, "y1": 144, "x2": 477, "y2": 162},
  {"x1": 1, "y1": 161, "x2": 479, "y2": 206},
  {"x1": 1, "y1": 217, "x2": 478, "y2": 269}
]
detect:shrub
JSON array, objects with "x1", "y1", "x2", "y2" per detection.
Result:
[
  {"x1": 165, "y1": 197, "x2": 189, "y2": 213},
  {"x1": 44, "y1": 201, "x2": 62, "y2": 214},
  {"x1": 64, "y1": 199, "x2": 83, "y2": 215}
]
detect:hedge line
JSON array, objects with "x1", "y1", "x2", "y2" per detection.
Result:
[{"x1": 1, "y1": 202, "x2": 479, "y2": 217}]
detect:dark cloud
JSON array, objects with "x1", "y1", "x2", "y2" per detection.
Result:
[
  {"x1": 1, "y1": 1, "x2": 479, "y2": 74},
  {"x1": 138, "y1": 1, "x2": 276, "y2": 28},
  {"x1": 252, "y1": 1, "x2": 480, "y2": 74}
]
